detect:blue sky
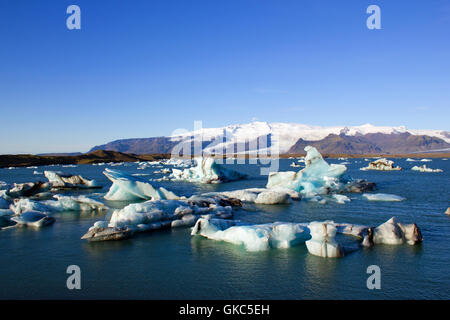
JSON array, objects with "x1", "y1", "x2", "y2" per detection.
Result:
[{"x1": 0, "y1": 0, "x2": 449, "y2": 154}]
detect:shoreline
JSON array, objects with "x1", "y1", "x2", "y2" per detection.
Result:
[{"x1": 1, "y1": 150, "x2": 448, "y2": 168}]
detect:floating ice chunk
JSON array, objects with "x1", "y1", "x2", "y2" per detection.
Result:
[
  {"x1": 204, "y1": 187, "x2": 300, "y2": 204},
  {"x1": 332, "y1": 194, "x2": 350, "y2": 204},
  {"x1": 82, "y1": 195, "x2": 241, "y2": 241},
  {"x1": 360, "y1": 158, "x2": 402, "y2": 171},
  {"x1": 33, "y1": 171, "x2": 42, "y2": 175},
  {"x1": 420, "y1": 158, "x2": 432, "y2": 162},
  {"x1": 10, "y1": 196, "x2": 108, "y2": 215},
  {"x1": 44, "y1": 171, "x2": 100, "y2": 189},
  {"x1": 372, "y1": 217, "x2": 423, "y2": 245},
  {"x1": 446, "y1": 207, "x2": 450, "y2": 215},
  {"x1": 191, "y1": 218, "x2": 309, "y2": 251},
  {"x1": 103, "y1": 168, "x2": 180, "y2": 201},
  {"x1": 305, "y1": 221, "x2": 344, "y2": 258},
  {"x1": 267, "y1": 146, "x2": 347, "y2": 197},
  {"x1": 254, "y1": 191, "x2": 291, "y2": 205},
  {"x1": 411, "y1": 165, "x2": 443, "y2": 173},
  {"x1": 406, "y1": 158, "x2": 417, "y2": 162},
  {"x1": 81, "y1": 226, "x2": 132, "y2": 241},
  {"x1": 170, "y1": 157, "x2": 246, "y2": 184},
  {"x1": 11, "y1": 211, "x2": 55, "y2": 228},
  {"x1": 363, "y1": 193, "x2": 405, "y2": 202},
  {"x1": 290, "y1": 162, "x2": 301, "y2": 168},
  {"x1": 5, "y1": 182, "x2": 51, "y2": 198}
]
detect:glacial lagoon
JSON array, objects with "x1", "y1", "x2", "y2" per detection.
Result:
[{"x1": 0, "y1": 157, "x2": 449, "y2": 299}]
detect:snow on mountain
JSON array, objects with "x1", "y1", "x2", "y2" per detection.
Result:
[{"x1": 169, "y1": 122, "x2": 450, "y2": 154}]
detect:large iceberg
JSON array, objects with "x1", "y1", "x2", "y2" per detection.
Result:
[
  {"x1": 191, "y1": 217, "x2": 422, "y2": 256},
  {"x1": 266, "y1": 146, "x2": 360, "y2": 198},
  {"x1": 82, "y1": 195, "x2": 242, "y2": 241},
  {"x1": 191, "y1": 218, "x2": 309, "y2": 251},
  {"x1": 44, "y1": 171, "x2": 100, "y2": 189},
  {"x1": 170, "y1": 157, "x2": 246, "y2": 184},
  {"x1": 103, "y1": 168, "x2": 180, "y2": 201},
  {"x1": 4, "y1": 182, "x2": 51, "y2": 198}
]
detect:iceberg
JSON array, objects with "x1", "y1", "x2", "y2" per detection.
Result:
[
  {"x1": 266, "y1": 146, "x2": 347, "y2": 197},
  {"x1": 305, "y1": 221, "x2": 344, "y2": 258},
  {"x1": 5, "y1": 182, "x2": 51, "y2": 198},
  {"x1": 10, "y1": 195, "x2": 108, "y2": 215},
  {"x1": 10, "y1": 211, "x2": 55, "y2": 228},
  {"x1": 191, "y1": 217, "x2": 422, "y2": 255},
  {"x1": 170, "y1": 157, "x2": 246, "y2": 184},
  {"x1": 82, "y1": 195, "x2": 242, "y2": 241},
  {"x1": 363, "y1": 193, "x2": 405, "y2": 202},
  {"x1": 411, "y1": 165, "x2": 443, "y2": 173},
  {"x1": 360, "y1": 158, "x2": 402, "y2": 171},
  {"x1": 371, "y1": 217, "x2": 423, "y2": 245},
  {"x1": 420, "y1": 159, "x2": 432, "y2": 162},
  {"x1": 44, "y1": 171, "x2": 100, "y2": 189},
  {"x1": 203, "y1": 187, "x2": 300, "y2": 204},
  {"x1": 191, "y1": 218, "x2": 309, "y2": 251},
  {"x1": 103, "y1": 168, "x2": 180, "y2": 201},
  {"x1": 332, "y1": 194, "x2": 351, "y2": 204},
  {"x1": 446, "y1": 207, "x2": 450, "y2": 215},
  {"x1": 81, "y1": 225, "x2": 133, "y2": 242}
]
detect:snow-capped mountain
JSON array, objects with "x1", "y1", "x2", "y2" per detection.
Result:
[{"x1": 90, "y1": 122, "x2": 450, "y2": 155}]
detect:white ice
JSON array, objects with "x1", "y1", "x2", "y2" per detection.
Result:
[
  {"x1": 191, "y1": 218, "x2": 309, "y2": 251},
  {"x1": 266, "y1": 146, "x2": 347, "y2": 197},
  {"x1": 411, "y1": 165, "x2": 443, "y2": 173},
  {"x1": 10, "y1": 195, "x2": 108, "y2": 215},
  {"x1": 103, "y1": 168, "x2": 180, "y2": 201},
  {"x1": 363, "y1": 193, "x2": 405, "y2": 201},
  {"x1": 44, "y1": 171, "x2": 99, "y2": 188},
  {"x1": 170, "y1": 157, "x2": 246, "y2": 184}
]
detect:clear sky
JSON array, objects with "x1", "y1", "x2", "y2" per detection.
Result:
[{"x1": 0, "y1": 0, "x2": 449, "y2": 154}]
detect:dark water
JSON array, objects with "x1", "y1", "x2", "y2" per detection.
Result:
[{"x1": 0, "y1": 158, "x2": 449, "y2": 299}]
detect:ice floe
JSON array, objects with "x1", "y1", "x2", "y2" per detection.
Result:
[
  {"x1": 10, "y1": 211, "x2": 55, "y2": 228},
  {"x1": 446, "y1": 207, "x2": 450, "y2": 215},
  {"x1": 10, "y1": 195, "x2": 109, "y2": 215},
  {"x1": 266, "y1": 146, "x2": 347, "y2": 197},
  {"x1": 305, "y1": 221, "x2": 344, "y2": 258},
  {"x1": 191, "y1": 218, "x2": 309, "y2": 251},
  {"x1": 44, "y1": 171, "x2": 100, "y2": 189},
  {"x1": 191, "y1": 216, "x2": 422, "y2": 255},
  {"x1": 103, "y1": 168, "x2": 180, "y2": 201},
  {"x1": 82, "y1": 195, "x2": 242, "y2": 241},
  {"x1": 170, "y1": 157, "x2": 246, "y2": 184},
  {"x1": 360, "y1": 158, "x2": 402, "y2": 171},
  {"x1": 363, "y1": 193, "x2": 405, "y2": 202},
  {"x1": 4, "y1": 182, "x2": 51, "y2": 198},
  {"x1": 411, "y1": 165, "x2": 443, "y2": 173}
]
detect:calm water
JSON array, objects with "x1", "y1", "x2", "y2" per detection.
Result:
[{"x1": 0, "y1": 158, "x2": 449, "y2": 299}]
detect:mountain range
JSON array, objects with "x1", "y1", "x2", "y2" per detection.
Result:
[{"x1": 90, "y1": 122, "x2": 450, "y2": 155}]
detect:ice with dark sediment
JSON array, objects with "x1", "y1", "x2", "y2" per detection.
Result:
[
  {"x1": 191, "y1": 216, "x2": 423, "y2": 257},
  {"x1": 81, "y1": 194, "x2": 242, "y2": 241},
  {"x1": 44, "y1": 171, "x2": 100, "y2": 189}
]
